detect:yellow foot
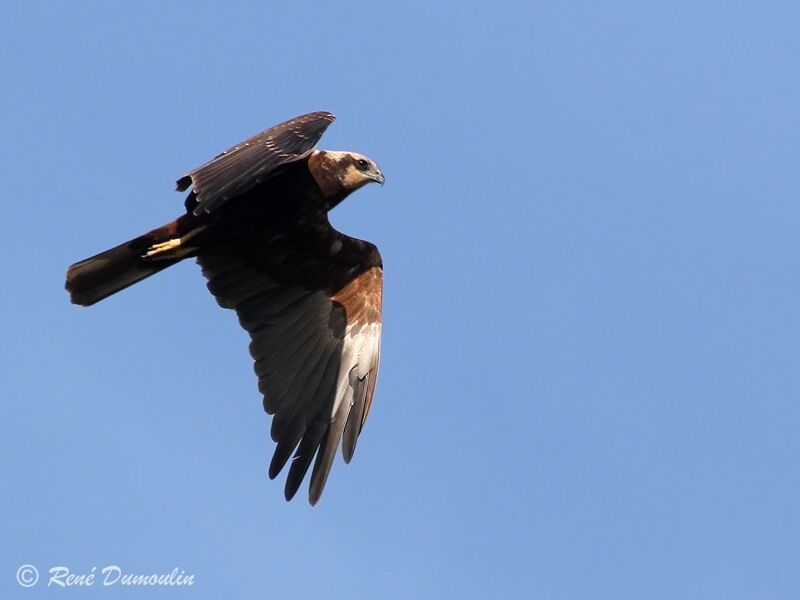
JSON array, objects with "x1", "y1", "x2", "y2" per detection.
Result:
[
  {"x1": 146, "y1": 238, "x2": 182, "y2": 257},
  {"x1": 145, "y1": 226, "x2": 207, "y2": 259}
]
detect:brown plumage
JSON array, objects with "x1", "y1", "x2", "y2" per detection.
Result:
[{"x1": 65, "y1": 112, "x2": 385, "y2": 505}]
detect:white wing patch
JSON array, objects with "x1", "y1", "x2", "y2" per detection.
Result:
[{"x1": 332, "y1": 323, "x2": 382, "y2": 418}]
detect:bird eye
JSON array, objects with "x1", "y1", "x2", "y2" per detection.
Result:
[{"x1": 357, "y1": 159, "x2": 369, "y2": 170}]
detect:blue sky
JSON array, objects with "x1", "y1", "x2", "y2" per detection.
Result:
[{"x1": 2, "y1": 2, "x2": 799, "y2": 598}]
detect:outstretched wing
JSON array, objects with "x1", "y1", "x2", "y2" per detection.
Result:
[
  {"x1": 178, "y1": 111, "x2": 335, "y2": 216},
  {"x1": 197, "y1": 226, "x2": 382, "y2": 505}
]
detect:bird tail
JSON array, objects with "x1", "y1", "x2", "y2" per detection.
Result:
[{"x1": 66, "y1": 219, "x2": 196, "y2": 307}]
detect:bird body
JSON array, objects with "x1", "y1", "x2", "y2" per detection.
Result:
[{"x1": 66, "y1": 112, "x2": 385, "y2": 505}]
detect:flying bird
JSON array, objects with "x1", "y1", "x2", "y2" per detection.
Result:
[{"x1": 66, "y1": 111, "x2": 385, "y2": 505}]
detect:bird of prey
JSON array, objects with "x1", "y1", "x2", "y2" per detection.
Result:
[{"x1": 66, "y1": 112, "x2": 385, "y2": 505}]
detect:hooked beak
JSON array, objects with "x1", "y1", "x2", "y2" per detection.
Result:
[{"x1": 371, "y1": 170, "x2": 385, "y2": 186}]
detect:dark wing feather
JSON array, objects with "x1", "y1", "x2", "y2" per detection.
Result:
[
  {"x1": 197, "y1": 225, "x2": 382, "y2": 505},
  {"x1": 342, "y1": 371, "x2": 370, "y2": 463},
  {"x1": 178, "y1": 111, "x2": 335, "y2": 216}
]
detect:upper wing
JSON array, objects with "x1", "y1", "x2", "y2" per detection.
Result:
[
  {"x1": 177, "y1": 111, "x2": 335, "y2": 217},
  {"x1": 197, "y1": 226, "x2": 382, "y2": 505}
]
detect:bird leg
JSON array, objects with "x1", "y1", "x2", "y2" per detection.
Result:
[
  {"x1": 146, "y1": 225, "x2": 208, "y2": 259},
  {"x1": 146, "y1": 238, "x2": 181, "y2": 257}
]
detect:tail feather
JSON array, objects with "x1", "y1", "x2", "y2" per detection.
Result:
[{"x1": 66, "y1": 223, "x2": 186, "y2": 306}]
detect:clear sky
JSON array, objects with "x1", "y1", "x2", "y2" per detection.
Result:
[{"x1": 2, "y1": 2, "x2": 799, "y2": 598}]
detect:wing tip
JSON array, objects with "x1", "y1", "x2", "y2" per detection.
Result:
[
  {"x1": 309, "y1": 110, "x2": 335, "y2": 123},
  {"x1": 341, "y1": 433, "x2": 357, "y2": 464},
  {"x1": 176, "y1": 174, "x2": 192, "y2": 192},
  {"x1": 308, "y1": 482, "x2": 324, "y2": 506}
]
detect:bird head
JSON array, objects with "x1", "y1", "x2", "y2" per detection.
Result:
[{"x1": 323, "y1": 151, "x2": 385, "y2": 191}]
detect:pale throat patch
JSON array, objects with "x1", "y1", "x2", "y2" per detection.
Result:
[{"x1": 341, "y1": 165, "x2": 372, "y2": 189}]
